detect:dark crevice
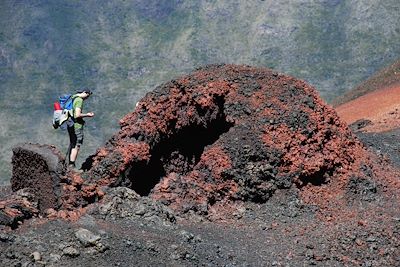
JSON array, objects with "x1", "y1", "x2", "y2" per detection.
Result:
[
  {"x1": 128, "y1": 113, "x2": 234, "y2": 196},
  {"x1": 297, "y1": 166, "x2": 332, "y2": 187},
  {"x1": 81, "y1": 155, "x2": 95, "y2": 171}
]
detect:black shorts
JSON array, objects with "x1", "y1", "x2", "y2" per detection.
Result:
[{"x1": 68, "y1": 126, "x2": 84, "y2": 148}]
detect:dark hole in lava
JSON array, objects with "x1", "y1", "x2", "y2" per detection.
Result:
[
  {"x1": 128, "y1": 113, "x2": 234, "y2": 196},
  {"x1": 298, "y1": 166, "x2": 333, "y2": 187}
]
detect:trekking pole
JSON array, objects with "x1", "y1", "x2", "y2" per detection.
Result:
[{"x1": 65, "y1": 143, "x2": 71, "y2": 169}]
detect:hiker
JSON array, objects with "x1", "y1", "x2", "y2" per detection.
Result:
[{"x1": 67, "y1": 89, "x2": 94, "y2": 170}]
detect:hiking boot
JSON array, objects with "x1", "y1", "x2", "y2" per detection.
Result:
[
  {"x1": 71, "y1": 168, "x2": 84, "y2": 174},
  {"x1": 68, "y1": 164, "x2": 83, "y2": 174}
]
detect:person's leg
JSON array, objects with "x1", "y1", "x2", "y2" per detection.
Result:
[
  {"x1": 70, "y1": 146, "x2": 79, "y2": 163},
  {"x1": 67, "y1": 126, "x2": 77, "y2": 166},
  {"x1": 70, "y1": 128, "x2": 84, "y2": 167}
]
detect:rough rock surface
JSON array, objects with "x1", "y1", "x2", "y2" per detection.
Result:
[
  {"x1": 11, "y1": 144, "x2": 65, "y2": 212},
  {"x1": 2, "y1": 143, "x2": 103, "y2": 226},
  {"x1": 0, "y1": 189, "x2": 38, "y2": 229},
  {"x1": 83, "y1": 64, "x2": 391, "y2": 215},
  {"x1": 1, "y1": 64, "x2": 400, "y2": 266},
  {"x1": 92, "y1": 187, "x2": 176, "y2": 226}
]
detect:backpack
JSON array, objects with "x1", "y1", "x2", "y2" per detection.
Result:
[
  {"x1": 59, "y1": 94, "x2": 74, "y2": 110},
  {"x1": 52, "y1": 94, "x2": 75, "y2": 130}
]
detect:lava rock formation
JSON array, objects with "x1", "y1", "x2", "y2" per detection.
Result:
[
  {"x1": 2, "y1": 64, "x2": 395, "y2": 226},
  {"x1": 11, "y1": 143, "x2": 64, "y2": 212},
  {"x1": 1, "y1": 64, "x2": 400, "y2": 267},
  {"x1": 83, "y1": 64, "x2": 374, "y2": 213}
]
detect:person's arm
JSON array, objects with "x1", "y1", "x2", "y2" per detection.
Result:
[{"x1": 74, "y1": 108, "x2": 94, "y2": 118}]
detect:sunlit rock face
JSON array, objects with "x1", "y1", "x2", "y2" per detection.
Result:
[{"x1": 86, "y1": 64, "x2": 368, "y2": 213}]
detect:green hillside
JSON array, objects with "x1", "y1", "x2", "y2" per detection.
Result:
[{"x1": 0, "y1": 0, "x2": 399, "y2": 183}]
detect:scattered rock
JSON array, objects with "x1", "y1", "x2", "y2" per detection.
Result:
[
  {"x1": 347, "y1": 176, "x2": 377, "y2": 202},
  {"x1": 349, "y1": 119, "x2": 372, "y2": 132},
  {"x1": 179, "y1": 230, "x2": 194, "y2": 242},
  {"x1": 0, "y1": 232, "x2": 15, "y2": 242},
  {"x1": 0, "y1": 189, "x2": 39, "y2": 229},
  {"x1": 95, "y1": 242, "x2": 109, "y2": 253},
  {"x1": 306, "y1": 244, "x2": 315, "y2": 249},
  {"x1": 30, "y1": 251, "x2": 41, "y2": 261},
  {"x1": 74, "y1": 228, "x2": 101, "y2": 247},
  {"x1": 134, "y1": 204, "x2": 147, "y2": 216},
  {"x1": 5, "y1": 249, "x2": 21, "y2": 259},
  {"x1": 145, "y1": 240, "x2": 159, "y2": 253},
  {"x1": 77, "y1": 214, "x2": 97, "y2": 227},
  {"x1": 49, "y1": 253, "x2": 61, "y2": 263},
  {"x1": 62, "y1": 246, "x2": 80, "y2": 257},
  {"x1": 22, "y1": 261, "x2": 34, "y2": 267},
  {"x1": 93, "y1": 187, "x2": 176, "y2": 225},
  {"x1": 170, "y1": 244, "x2": 197, "y2": 261}
]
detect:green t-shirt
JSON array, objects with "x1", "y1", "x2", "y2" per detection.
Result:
[{"x1": 73, "y1": 95, "x2": 84, "y2": 129}]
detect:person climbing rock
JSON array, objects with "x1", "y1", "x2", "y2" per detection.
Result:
[{"x1": 67, "y1": 89, "x2": 94, "y2": 171}]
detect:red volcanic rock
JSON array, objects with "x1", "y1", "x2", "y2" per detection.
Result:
[
  {"x1": 1, "y1": 144, "x2": 103, "y2": 226},
  {"x1": 11, "y1": 143, "x2": 65, "y2": 212},
  {"x1": 1, "y1": 64, "x2": 398, "y2": 228},
  {"x1": 0, "y1": 189, "x2": 39, "y2": 229},
  {"x1": 85, "y1": 64, "x2": 375, "y2": 213}
]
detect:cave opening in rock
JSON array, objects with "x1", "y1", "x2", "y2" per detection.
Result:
[{"x1": 128, "y1": 114, "x2": 234, "y2": 196}]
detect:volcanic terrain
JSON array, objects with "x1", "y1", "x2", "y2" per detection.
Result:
[
  {"x1": 334, "y1": 58, "x2": 400, "y2": 133},
  {"x1": 336, "y1": 83, "x2": 400, "y2": 133},
  {"x1": 0, "y1": 64, "x2": 399, "y2": 266},
  {"x1": 334, "y1": 58, "x2": 400, "y2": 170}
]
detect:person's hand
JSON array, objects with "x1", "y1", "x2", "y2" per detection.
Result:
[{"x1": 86, "y1": 112, "x2": 95, "y2": 117}]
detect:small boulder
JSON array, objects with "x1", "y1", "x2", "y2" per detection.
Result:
[
  {"x1": 11, "y1": 143, "x2": 65, "y2": 212},
  {"x1": 74, "y1": 228, "x2": 101, "y2": 247}
]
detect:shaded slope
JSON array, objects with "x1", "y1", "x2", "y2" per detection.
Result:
[
  {"x1": 336, "y1": 84, "x2": 400, "y2": 132},
  {"x1": 333, "y1": 59, "x2": 400, "y2": 107},
  {"x1": 333, "y1": 59, "x2": 400, "y2": 171},
  {"x1": 334, "y1": 59, "x2": 400, "y2": 133}
]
